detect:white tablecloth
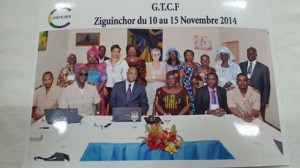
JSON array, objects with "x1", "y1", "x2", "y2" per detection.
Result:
[{"x1": 23, "y1": 115, "x2": 288, "y2": 168}]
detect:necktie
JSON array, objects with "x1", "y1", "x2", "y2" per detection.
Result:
[
  {"x1": 211, "y1": 90, "x2": 217, "y2": 104},
  {"x1": 126, "y1": 84, "x2": 131, "y2": 102},
  {"x1": 247, "y1": 62, "x2": 253, "y2": 74}
]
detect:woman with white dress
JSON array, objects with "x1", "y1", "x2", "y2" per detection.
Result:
[{"x1": 145, "y1": 48, "x2": 167, "y2": 115}]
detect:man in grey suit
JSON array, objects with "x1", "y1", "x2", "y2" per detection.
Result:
[
  {"x1": 110, "y1": 67, "x2": 149, "y2": 115},
  {"x1": 239, "y1": 47, "x2": 270, "y2": 121}
]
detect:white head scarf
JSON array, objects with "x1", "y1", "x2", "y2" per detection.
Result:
[{"x1": 216, "y1": 47, "x2": 234, "y2": 60}]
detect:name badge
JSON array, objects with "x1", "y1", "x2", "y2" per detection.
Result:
[
  {"x1": 247, "y1": 74, "x2": 251, "y2": 79},
  {"x1": 111, "y1": 77, "x2": 115, "y2": 84},
  {"x1": 219, "y1": 77, "x2": 227, "y2": 83},
  {"x1": 67, "y1": 74, "x2": 75, "y2": 81},
  {"x1": 211, "y1": 104, "x2": 219, "y2": 110}
]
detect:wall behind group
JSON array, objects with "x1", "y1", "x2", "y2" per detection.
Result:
[
  {"x1": 219, "y1": 28, "x2": 279, "y2": 128},
  {"x1": 35, "y1": 27, "x2": 221, "y2": 87},
  {"x1": 34, "y1": 27, "x2": 279, "y2": 128},
  {"x1": 67, "y1": 28, "x2": 128, "y2": 63},
  {"x1": 35, "y1": 30, "x2": 69, "y2": 87},
  {"x1": 163, "y1": 27, "x2": 220, "y2": 63}
]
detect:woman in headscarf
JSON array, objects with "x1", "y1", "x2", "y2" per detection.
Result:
[
  {"x1": 145, "y1": 48, "x2": 167, "y2": 115},
  {"x1": 178, "y1": 49, "x2": 201, "y2": 115},
  {"x1": 124, "y1": 44, "x2": 147, "y2": 86},
  {"x1": 56, "y1": 54, "x2": 77, "y2": 87},
  {"x1": 214, "y1": 47, "x2": 241, "y2": 90},
  {"x1": 165, "y1": 47, "x2": 182, "y2": 72},
  {"x1": 154, "y1": 70, "x2": 190, "y2": 115},
  {"x1": 86, "y1": 46, "x2": 107, "y2": 115}
]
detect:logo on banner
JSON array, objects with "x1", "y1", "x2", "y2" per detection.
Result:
[{"x1": 48, "y1": 7, "x2": 71, "y2": 28}]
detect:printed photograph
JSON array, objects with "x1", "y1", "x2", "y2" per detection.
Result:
[
  {"x1": 194, "y1": 35, "x2": 212, "y2": 50},
  {"x1": 75, "y1": 33, "x2": 100, "y2": 46},
  {"x1": 38, "y1": 31, "x2": 48, "y2": 51},
  {"x1": 26, "y1": 27, "x2": 285, "y2": 168}
]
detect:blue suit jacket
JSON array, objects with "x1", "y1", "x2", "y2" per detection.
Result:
[
  {"x1": 240, "y1": 61, "x2": 270, "y2": 104},
  {"x1": 110, "y1": 81, "x2": 149, "y2": 114}
]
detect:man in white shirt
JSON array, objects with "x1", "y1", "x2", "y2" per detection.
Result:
[
  {"x1": 227, "y1": 73, "x2": 261, "y2": 122},
  {"x1": 59, "y1": 66, "x2": 101, "y2": 115},
  {"x1": 32, "y1": 71, "x2": 62, "y2": 122}
]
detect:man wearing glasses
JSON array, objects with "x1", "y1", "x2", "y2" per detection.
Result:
[{"x1": 59, "y1": 66, "x2": 101, "y2": 115}]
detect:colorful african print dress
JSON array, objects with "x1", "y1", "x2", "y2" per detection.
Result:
[
  {"x1": 56, "y1": 64, "x2": 76, "y2": 87},
  {"x1": 86, "y1": 62, "x2": 107, "y2": 115},
  {"x1": 154, "y1": 87, "x2": 190, "y2": 115},
  {"x1": 125, "y1": 57, "x2": 147, "y2": 86},
  {"x1": 178, "y1": 62, "x2": 201, "y2": 114}
]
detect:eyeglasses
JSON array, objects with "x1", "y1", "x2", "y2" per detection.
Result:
[
  {"x1": 151, "y1": 54, "x2": 160, "y2": 57},
  {"x1": 78, "y1": 73, "x2": 88, "y2": 76}
]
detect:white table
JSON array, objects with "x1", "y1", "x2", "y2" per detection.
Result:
[{"x1": 23, "y1": 115, "x2": 289, "y2": 168}]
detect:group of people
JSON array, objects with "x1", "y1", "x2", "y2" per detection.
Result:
[{"x1": 32, "y1": 45, "x2": 270, "y2": 123}]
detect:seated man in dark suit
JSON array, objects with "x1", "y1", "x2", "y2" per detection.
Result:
[
  {"x1": 195, "y1": 73, "x2": 230, "y2": 116},
  {"x1": 110, "y1": 67, "x2": 149, "y2": 115}
]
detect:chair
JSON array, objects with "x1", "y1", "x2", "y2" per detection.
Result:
[
  {"x1": 105, "y1": 104, "x2": 110, "y2": 115},
  {"x1": 152, "y1": 102, "x2": 157, "y2": 115}
]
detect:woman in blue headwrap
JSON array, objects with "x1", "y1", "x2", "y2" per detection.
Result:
[{"x1": 165, "y1": 47, "x2": 182, "y2": 72}]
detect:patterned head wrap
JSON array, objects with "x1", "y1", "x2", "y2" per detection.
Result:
[
  {"x1": 166, "y1": 70, "x2": 180, "y2": 80},
  {"x1": 215, "y1": 47, "x2": 234, "y2": 60},
  {"x1": 87, "y1": 46, "x2": 99, "y2": 58}
]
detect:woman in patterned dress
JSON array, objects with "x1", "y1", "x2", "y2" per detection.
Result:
[
  {"x1": 85, "y1": 46, "x2": 107, "y2": 115},
  {"x1": 154, "y1": 70, "x2": 190, "y2": 115},
  {"x1": 56, "y1": 54, "x2": 77, "y2": 87},
  {"x1": 191, "y1": 54, "x2": 216, "y2": 92},
  {"x1": 124, "y1": 44, "x2": 147, "y2": 86},
  {"x1": 178, "y1": 49, "x2": 201, "y2": 115}
]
